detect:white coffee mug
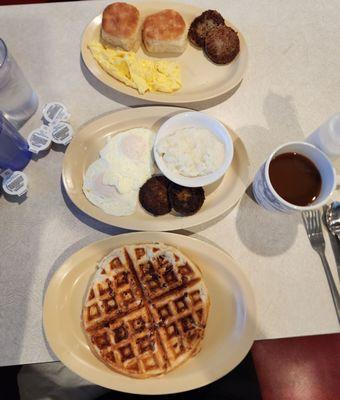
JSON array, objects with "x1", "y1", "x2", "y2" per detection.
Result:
[{"x1": 253, "y1": 141, "x2": 337, "y2": 212}]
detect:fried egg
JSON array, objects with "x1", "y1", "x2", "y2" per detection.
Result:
[
  {"x1": 100, "y1": 128, "x2": 155, "y2": 192},
  {"x1": 83, "y1": 128, "x2": 155, "y2": 216}
]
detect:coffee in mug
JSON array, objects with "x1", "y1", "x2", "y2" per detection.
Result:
[
  {"x1": 269, "y1": 152, "x2": 322, "y2": 206},
  {"x1": 253, "y1": 142, "x2": 336, "y2": 213}
]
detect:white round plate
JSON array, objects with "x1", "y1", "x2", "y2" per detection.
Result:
[
  {"x1": 81, "y1": 1, "x2": 248, "y2": 104},
  {"x1": 43, "y1": 232, "x2": 256, "y2": 395},
  {"x1": 62, "y1": 106, "x2": 250, "y2": 231}
]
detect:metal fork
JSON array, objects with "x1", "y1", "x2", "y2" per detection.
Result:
[{"x1": 302, "y1": 210, "x2": 340, "y2": 323}]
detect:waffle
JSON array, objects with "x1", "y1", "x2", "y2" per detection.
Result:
[{"x1": 82, "y1": 243, "x2": 210, "y2": 378}]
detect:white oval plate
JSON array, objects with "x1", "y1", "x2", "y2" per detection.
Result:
[
  {"x1": 81, "y1": 1, "x2": 248, "y2": 104},
  {"x1": 43, "y1": 232, "x2": 256, "y2": 395},
  {"x1": 62, "y1": 106, "x2": 250, "y2": 231}
]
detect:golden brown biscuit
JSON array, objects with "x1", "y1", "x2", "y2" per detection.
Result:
[
  {"x1": 102, "y1": 2, "x2": 141, "y2": 51},
  {"x1": 142, "y1": 9, "x2": 187, "y2": 54}
]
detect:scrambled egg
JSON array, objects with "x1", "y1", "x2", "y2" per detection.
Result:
[{"x1": 88, "y1": 41, "x2": 181, "y2": 94}]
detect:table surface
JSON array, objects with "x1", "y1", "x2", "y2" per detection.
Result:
[{"x1": 1, "y1": 0, "x2": 340, "y2": 367}]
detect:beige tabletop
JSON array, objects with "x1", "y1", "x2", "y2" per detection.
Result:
[{"x1": 0, "y1": 0, "x2": 339, "y2": 366}]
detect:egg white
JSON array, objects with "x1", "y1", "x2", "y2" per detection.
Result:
[
  {"x1": 83, "y1": 158, "x2": 137, "y2": 216},
  {"x1": 82, "y1": 128, "x2": 155, "y2": 216},
  {"x1": 101, "y1": 128, "x2": 155, "y2": 193}
]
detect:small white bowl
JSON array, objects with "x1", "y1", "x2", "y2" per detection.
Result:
[{"x1": 153, "y1": 111, "x2": 234, "y2": 187}]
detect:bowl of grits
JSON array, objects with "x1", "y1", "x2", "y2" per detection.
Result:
[{"x1": 154, "y1": 112, "x2": 234, "y2": 187}]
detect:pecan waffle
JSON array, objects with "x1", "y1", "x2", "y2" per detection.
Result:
[{"x1": 82, "y1": 243, "x2": 210, "y2": 378}]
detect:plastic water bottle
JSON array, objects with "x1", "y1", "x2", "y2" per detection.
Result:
[
  {"x1": 0, "y1": 112, "x2": 31, "y2": 171},
  {"x1": 0, "y1": 39, "x2": 38, "y2": 129},
  {"x1": 306, "y1": 113, "x2": 340, "y2": 159}
]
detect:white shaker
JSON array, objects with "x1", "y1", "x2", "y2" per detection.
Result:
[{"x1": 306, "y1": 113, "x2": 340, "y2": 159}]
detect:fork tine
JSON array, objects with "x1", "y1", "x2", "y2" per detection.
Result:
[
  {"x1": 302, "y1": 211, "x2": 307, "y2": 228},
  {"x1": 314, "y1": 210, "x2": 318, "y2": 232},
  {"x1": 302, "y1": 210, "x2": 323, "y2": 235},
  {"x1": 302, "y1": 210, "x2": 310, "y2": 233},
  {"x1": 307, "y1": 210, "x2": 312, "y2": 231},
  {"x1": 310, "y1": 210, "x2": 315, "y2": 232},
  {"x1": 314, "y1": 210, "x2": 319, "y2": 231},
  {"x1": 304, "y1": 209, "x2": 324, "y2": 234},
  {"x1": 316, "y1": 209, "x2": 322, "y2": 232},
  {"x1": 318, "y1": 209, "x2": 322, "y2": 230}
]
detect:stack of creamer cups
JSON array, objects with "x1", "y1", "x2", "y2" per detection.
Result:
[
  {"x1": 1, "y1": 102, "x2": 73, "y2": 197},
  {"x1": 27, "y1": 102, "x2": 73, "y2": 154}
]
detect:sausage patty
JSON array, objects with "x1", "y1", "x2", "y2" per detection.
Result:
[
  {"x1": 188, "y1": 10, "x2": 225, "y2": 48},
  {"x1": 139, "y1": 175, "x2": 171, "y2": 216},
  {"x1": 169, "y1": 183, "x2": 205, "y2": 216},
  {"x1": 204, "y1": 25, "x2": 240, "y2": 64}
]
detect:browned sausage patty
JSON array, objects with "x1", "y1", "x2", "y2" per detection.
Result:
[
  {"x1": 139, "y1": 175, "x2": 171, "y2": 216},
  {"x1": 204, "y1": 25, "x2": 240, "y2": 64},
  {"x1": 188, "y1": 10, "x2": 225, "y2": 48},
  {"x1": 169, "y1": 183, "x2": 205, "y2": 216}
]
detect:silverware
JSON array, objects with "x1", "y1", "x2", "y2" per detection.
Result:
[
  {"x1": 326, "y1": 201, "x2": 340, "y2": 240},
  {"x1": 302, "y1": 210, "x2": 340, "y2": 323},
  {"x1": 324, "y1": 203, "x2": 340, "y2": 282}
]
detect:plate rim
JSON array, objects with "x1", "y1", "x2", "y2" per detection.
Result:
[
  {"x1": 62, "y1": 106, "x2": 250, "y2": 231},
  {"x1": 43, "y1": 231, "x2": 257, "y2": 395},
  {"x1": 80, "y1": 1, "x2": 249, "y2": 104}
]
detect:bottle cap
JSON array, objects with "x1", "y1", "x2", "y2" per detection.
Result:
[
  {"x1": 51, "y1": 122, "x2": 74, "y2": 145},
  {"x1": 27, "y1": 125, "x2": 52, "y2": 154},
  {"x1": 42, "y1": 102, "x2": 70, "y2": 124},
  {"x1": 0, "y1": 168, "x2": 14, "y2": 180},
  {"x1": 2, "y1": 170, "x2": 28, "y2": 196}
]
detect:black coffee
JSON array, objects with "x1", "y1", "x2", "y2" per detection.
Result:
[{"x1": 269, "y1": 152, "x2": 322, "y2": 206}]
